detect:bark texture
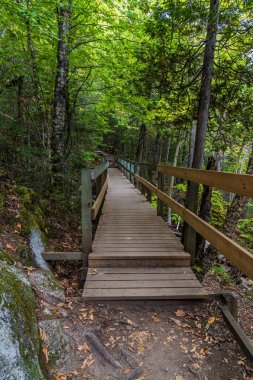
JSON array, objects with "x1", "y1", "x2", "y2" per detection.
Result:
[
  {"x1": 136, "y1": 123, "x2": 147, "y2": 163},
  {"x1": 183, "y1": 0, "x2": 219, "y2": 261},
  {"x1": 51, "y1": 1, "x2": 71, "y2": 176}
]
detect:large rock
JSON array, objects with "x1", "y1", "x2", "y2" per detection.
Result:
[
  {"x1": 0, "y1": 254, "x2": 46, "y2": 380},
  {"x1": 29, "y1": 229, "x2": 50, "y2": 270},
  {"x1": 39, "y1": 319, "x2": 77, "y2": 372},
  {"x1": 28, "y1": 269, "x2": 65, "y2": 304}
]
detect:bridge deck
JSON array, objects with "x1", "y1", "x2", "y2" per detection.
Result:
[{"x1": 83, "y1": 168, "x2": 207, "y2": 300}]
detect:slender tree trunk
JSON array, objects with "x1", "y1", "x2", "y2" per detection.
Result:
[
  {"x1": 154, "y1": 127, "x2": 162, "y2": 164},
  {"x1": 26, "y1": 12, "x2": 51, "y2": 175},
  {"x1": 165, "y1": 133, "x2": 171, "y2": 163},
  {"x1": 51, "y1": 1, "x2": 71, "y2": 177},
  {"x1": 167, "y1": 137, "x2": 181, "y2": 225},
  {"x1": 188, "y1": 122, "x2": 196, "y2": 167},
  {"x1": 136, "y1": 123, "x2": 147, "y2": 163},
  {"x1": 195, "y1": 156, "x2": 216, "y2": 260},
  {"x1": 183, "y1": 0, "x2": 219, "y2": 261}
]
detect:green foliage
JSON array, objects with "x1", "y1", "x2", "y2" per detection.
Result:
[
  {"x1": 209, "y1": 189, "x2": 228, "y2": 227},
  {"x1": 210, "y1": 264, "x2": 232, "y2": 285},
  {"x1": 15, "y1": 186, "x2": 46, "y2": 236},
  {"x1": 237, "y1": 218, "x2": 253, "y2": 252}
]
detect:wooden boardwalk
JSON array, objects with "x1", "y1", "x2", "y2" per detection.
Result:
[{"x1": 83, "y1": 168, "x2": 207, "y2": 300}]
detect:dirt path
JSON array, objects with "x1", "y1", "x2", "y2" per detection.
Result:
[{"x1": 37, "y1": 293, "x2": 253, "y2": 380}]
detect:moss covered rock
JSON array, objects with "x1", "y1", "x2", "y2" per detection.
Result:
[{"x1": 0, "y1": 255, "x2": 47, "y2": 380}]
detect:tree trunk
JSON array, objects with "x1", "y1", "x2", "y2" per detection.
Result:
[
  {"x1": 154, "y1": 127, "x2": 162, "y2": 164},
  {"x1": 26, "y1": 13, "x2": 51, "y2": 175},
  {"x1": 195, "y1": 156, "x2": 216, "y2": 260},
  {"x1": 51, "y1": 1, "x2": 71, "y2": 177},
  {"x1": 188, "y1": 122, "x2": 196, "y2": 168},
  {"x1": 165, "y1": 134, "x2": 171, "y2": 163},
  {"x1": 136, "y1": 123, "x2": 147, "y2": 163},
  {"x1": 183, "y1": 0, "x2": 219, "y2": 261},
  {"x1": 167, "y1": 137, "x2": 181, "y2": 225}
]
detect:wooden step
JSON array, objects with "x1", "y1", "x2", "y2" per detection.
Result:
[{"x1": 83, "y1": 267, "x2": 207, "y2": 300}]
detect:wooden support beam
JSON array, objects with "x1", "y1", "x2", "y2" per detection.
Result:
[
  {"x1": 134, "y1": 174, "x2": 253, "y2": 280},
  {"x1": 157, "y1": 165, "x2": 253, "y2": 197},
  {"x1": 157, "y1": 171, "x2": 164, "y2": 217},
  {"x1": 42, "y1": 251, "x2": 82, "y2": 261}
]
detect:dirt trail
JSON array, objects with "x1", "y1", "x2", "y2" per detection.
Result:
[{"x1": 36, "y1": 292, "x2": 253, "y2": 380}]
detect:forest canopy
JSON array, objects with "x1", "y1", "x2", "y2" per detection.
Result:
[{"x1": 1, "y1": 0, "x2": 252, "y2": 184}]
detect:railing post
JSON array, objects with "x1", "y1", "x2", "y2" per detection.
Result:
[
  {"x1": 133, "y1": 162, "x2": 136, "y2": 187},
  {"x1": 183, "y1": 181, "x2": 199, "y2": 264},
  {"x1": 81, "y1": 168, "x2": 92, "y2": 278},
  {"x1": 146, "y1": 167, "x2": 152, "y2": 202},
  {"x1": 157, "y1": 171, "x2": 164, "y2": 216}
]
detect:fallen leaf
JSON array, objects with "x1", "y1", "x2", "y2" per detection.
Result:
[
  {"x1": 124, "y1": 368, "x2": 131, "y2": 374},
  {"x1": 91, "y1": 269, "x2": 97, "y2": 275},
  {"x1": 39, "y1": 328, "x2": 47, "y2": 343},
  {"x1": 5, "y1": 243, "x2": 17, "y2": 252},
  {"x1": 54, "y1": 373, "x2": 67, "y2": 380},
  {"x1": 151, "y1": 315, "x2": 160, "y2": 323},
  {"x1": 78, "y1": 343, "x2": 90, "y2": 353},
  {"x1": 207, "y1": 316, "x2": 216, "y2": 324},
  {"x1": 81, "y1": 354, "x2": 95, "y2": 369},
  {"x1": 176, "y1": 309, "x2": 186, "y2": 317},
  {"x1": 16, "y1": 223, "x2": 22, "y2": 229},
  {"x1": 42, "y1": 346, "x2": 49, "y2": 363},
  {"x1": 127, "y1": 319, "x2": 133, "y2": 325}
]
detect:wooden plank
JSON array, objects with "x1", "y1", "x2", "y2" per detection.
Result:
[
  {"x1": 90, "y1": 248, "x2": 190, "y2": 259},
  {"x1": 85, "y1": 279, "x2": 201, "y2": 288},
  {"x1": 83, "y1": 287, "x2": 207, "y2": 300},
  {"x1": 91, "y1": 176, "x2": 108, "y2": 220},
  {"x1": 87, "y1": 267, "x2": 193, "y2": 274},
  {"x1": 157, "y1": 165, "x2": 253, "y2": 197},
  {"x1": 88, "y1": 259, "x2": 190, "y2": 268},
  {"x1": 87, "y1": 273, "x2": 196, "y2": 280},
  {"x1": 42, "y1": 251, "x2": 82, "y2": 261},
  {"x1": 135, "y1": 174, "x2": 253, "y2": 279},
  {"x1": 91, "y1": 161, "x2": 109, "y2": 179},
  {"x1": 91, "y1": 246, "x2": 185, "y2": 252}
]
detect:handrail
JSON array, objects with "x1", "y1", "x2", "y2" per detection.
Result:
[
  {"x1": 81, "y1": 160, "x2": 109, "y2": 276},
  {"x1": 91, "y1": 174, "x2": 108, "y2": 220},
  {"x1": 134, "y1": 174, "x2": 253, "y2": 279},
  {"x1": 157, "y1": 165, "x2": 253, "y2": 197}
]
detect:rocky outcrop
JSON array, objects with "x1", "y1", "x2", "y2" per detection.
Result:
[{"x1": 0, "y1": 253, "x2": 47, "y2": 380}]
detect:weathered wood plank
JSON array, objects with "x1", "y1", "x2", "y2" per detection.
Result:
[
  {"x1": 87, "y1": 267, "x2": 193, "y2": 274},
  {"x1": 42, "y1": 251, "x2": 82, "y2": 261},
  {"x1": 87, "y1": 273, "x2": 196, "y2": 281},
  {"x1": 88, "y1": 258, "x2": 190, "y2": 268},
  {"x1": 86, "y1": 279, "x2": 201, "y2": 288},
  {"x1": 83, "y1": 287, "x2": 207, "y2": 300}
]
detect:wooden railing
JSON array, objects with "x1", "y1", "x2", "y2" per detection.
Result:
[
  {"x1": 118, "y1": 157, "x2": 253, "y2": 279},
  {"x1": 81, "y1": 160, "x2": 109, "y2": 271}
]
